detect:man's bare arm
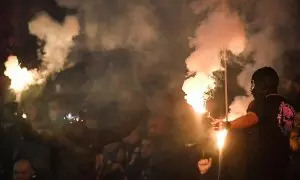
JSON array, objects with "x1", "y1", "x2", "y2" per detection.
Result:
[{"x1": 230, "y1": 112, "x2": 259, "y2": 129}]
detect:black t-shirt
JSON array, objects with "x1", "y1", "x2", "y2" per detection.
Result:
[{"x1": 246, "y1": 95, "x2": 295, "y2": 173}]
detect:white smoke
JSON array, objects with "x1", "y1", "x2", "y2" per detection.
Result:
[
  {"x1": 28, "y1": 12, "x2": 80, "y2": 76},
  {"x1": 186, "y1": 7, "x2": 245, "y2": 74},
  {"x1": 48, "y1": 0, "x2": 298, "y2": 120},
  {"x1": 228, "y1": 0, "x2": 298, "y2": 119},
  {"x1": 82, "y1": 2, "x2": 159, "y2": 52},
  {"x1": 183, "y1": 1, "x2": 246, "y2": 116},
  {"x1": 185, "y1": 0, "x2": 298, "y2": 120},
  {"x1": 52, "y1": 0, "x2": 165, "y2": 109}
]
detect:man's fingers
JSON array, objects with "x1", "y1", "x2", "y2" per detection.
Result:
[
  {"x1": 199, "y1": 159, "x2": 209, "y2": 165},
  {"x1": 199, "y1": 158, "x2": 212, "y2": 165}
]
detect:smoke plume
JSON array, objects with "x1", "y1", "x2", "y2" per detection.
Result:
[
  {"x1": 185, "y1": 0, "x2": 299, "y2": 120},
  {"x1": 52, "y1": 0, "x2": 197, "y2": 116},
  {"x1": 183, "y1": 1, "x2": 246, "y2": 115},
  {"x1": 28, "y1": 12, "x2": 79, "y2": 76},
  {"x1": 82, "y1": 2, "x2": 159, "y2": 51},
  {"x1": 48, "y1": 0, "x2": 300, "y2": 122},
  {"x1": 185, "y1": 6, "x2": 245, "y2": 74},
  {"x1": 229, "y1": 0, "x2": 299, "y2": 119}
]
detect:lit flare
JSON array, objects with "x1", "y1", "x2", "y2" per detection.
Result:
[
  {"x1": 4, "y1": 56, "x2": 42, "y2": 101},
  {"x1": 182, "y1": 72, "x2": 215, "y2": 114},
  {"x1": 4, "y1": 56, "x2": 37, "y2": 93},
  {"x1": 216, "y1": 129, "x2": 228, "y2": 150}
]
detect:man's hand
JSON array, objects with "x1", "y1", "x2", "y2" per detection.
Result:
[
  {"x1": 211, "y1": 119, "x2": 226, "y2": 131},
  {"x1": 212, "y1": 113, "x2": 259, "y2": 130},
  {"x1": 198, "y1": 158, "x2": 212, "y2": 175}
]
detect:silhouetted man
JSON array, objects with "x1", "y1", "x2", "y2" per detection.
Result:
[{"x1": 213, "y1": 67, "x2": 296, "y2": 180}]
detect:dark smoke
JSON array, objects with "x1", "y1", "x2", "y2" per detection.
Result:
[{"x1": 52, "y1": 0, "x2": 200, "y2": 117}]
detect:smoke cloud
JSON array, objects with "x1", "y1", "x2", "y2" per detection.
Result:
[
  {"x1": 183, "y1": 1, "x2": 246, "y2": 117},
  {"x1": 229, "y1": 0, "x2": 299, "y2": 119},
  {"x1": 82, "y1": 2, "x2": 159, "y2": 52},
  {"x1": 46, "y1": 0, "x2": 300, "y2": 123},
  {"x1": 184, "y1": 0, "x2": 299, "y2": 119},
  {"x1": 186, "y1": 6, "x2": 245, "y2": 74},
  {"x1": 28, "y1": 12, "x2": 80, "y2": 76},
  {"x1": 51, "y1": 0, "x2": 198, "y2": 117}
]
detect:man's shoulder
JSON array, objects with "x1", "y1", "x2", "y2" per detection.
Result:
[{"x1": 265, "y1": 94, "x2": 294, "y2": 105}]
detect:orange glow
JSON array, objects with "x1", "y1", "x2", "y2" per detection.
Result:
[
  {"x1": 216, "y1": 129, "x2": 228, "y2": 150},
  {"x1": 4, "y1": 56, "x2": 36, "y2": 92},
  {"x1": 4, "y1": 56, "x2": 41, "y2": 101},
  {"x1": 182, "y1": 72, "x2": 215, "y2": 114}
]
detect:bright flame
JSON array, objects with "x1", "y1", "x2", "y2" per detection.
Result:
[
  {"x1": 4, "y1": 56, "x2": 43, "y2": 101},
  {"x1": 182, "y1": 2, "x2": 247, "y2": 157},
  {"x1": 182, "y1": 72, "x2": 215, "y2": 114},
  {"x1": 4, "y1": 56, "x2": 38, "y2": 93},
  {"x1": 216, "y1": 129, "x2": 228, "y2": 150}
]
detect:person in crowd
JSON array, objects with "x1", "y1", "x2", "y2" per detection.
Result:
[
  {"x1": 124, "y1": 137, "x2": 153, "y2": 180},
  {"x1": 13, "y1": 159, "x2": 35, "y2": 180},
  {"x1": 54, "y1": 118, "x2": 96, "y2": 180},
  {"x1": 145, "y1": 113, "x2": 213, "y2": 180},
  {"x1": 95, "y1": 124, "x2": 144, "y2": 180},
  {"x1": 213, "y1": 67, "x2": 296, "y2": 180}
]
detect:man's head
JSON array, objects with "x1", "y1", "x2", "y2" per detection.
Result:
[
  {"x1": 251, "y1": 67, "x2": 279, "y2": 99},
  {"x1": 13, "y1": 159, "x2": 34, "y2": 180}
]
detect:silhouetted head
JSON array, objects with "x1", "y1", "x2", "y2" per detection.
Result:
[{"x1": 251, "y1": 66, "x2": 279, "y2": 99}]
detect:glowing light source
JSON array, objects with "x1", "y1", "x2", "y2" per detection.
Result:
[
  {"x1": 64, "y1": 113, "x2": 80, "y2": 121},
  {"x1": 4, "y1": 56, "x2": 37, "y2": 93},
  {"x1": 216, "y1": 129, "x2": 228, "y2": 150},
  {"x1": 182, "y1": 72, "x2": 215, "y2": 114},
  {"x1": 4, "y1": 56, "x2": 42, "y2": 101},
  {"x1": 22, "y1": 113, "x2": 27, "y2": 119}
]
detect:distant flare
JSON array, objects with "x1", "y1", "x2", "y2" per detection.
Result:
[{"x1": 4, "y1": 56, "x2": 35, "y2": 93}]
